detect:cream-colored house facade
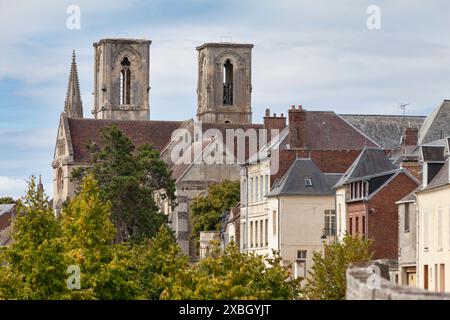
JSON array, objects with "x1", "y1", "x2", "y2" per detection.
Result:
[
  {"x1": 240, "y1": 158, "x2": 271, "y2": 255},
  {"x1": 417, "y1": 183, "x2": 450, "y2": 292},
  {"x1": 335, "y1": 185, "x2": 347, "y2": 242},
  {"x1": 417, "y1": 140, "x2": 450, "y2": 292},
  {"x1": 267, "y1": 159, "x2": 339, "y2": 279},
  {"x1": 267, "y1": 194, "x2": 335, "y2": 279}
]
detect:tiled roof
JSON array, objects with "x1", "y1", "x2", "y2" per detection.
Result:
[
  {"x1": 341, "y1": 114, "x2": 425, "y2": 149},
  {"x1": 334, "y1": 146, "x2": 396, "y2": 188},
  {"x1": 304, "y1": 112, "x2": 378, "y2": 150},
  {"x1": 67, "y1": 118, "x2": 264, "y2": 164},
  {"x1": 268, "y1": 158, "x2": 340, "y2": 196},
  {"x1": 68, "y1": 118, "x2": 186, "y2": 162}
]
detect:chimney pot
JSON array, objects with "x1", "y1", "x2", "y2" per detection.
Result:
[{"x1": 265, "y1": 108, "x2": 270, "y2": 117}]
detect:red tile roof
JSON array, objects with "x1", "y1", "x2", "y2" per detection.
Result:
[
  {"x1": 304, "y1": 112, "x2": 379, "y2": 150},
  {"x1": 68, "y1": 118, "x2": 185, "y2": 162}
]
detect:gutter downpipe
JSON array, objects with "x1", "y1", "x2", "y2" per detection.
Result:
[
  {"x1": 277, "y1": 195, "x2": 281, "y2": 254},
  {"x1": 245, "y1": 165, "x2": 249, "y2": 254}
]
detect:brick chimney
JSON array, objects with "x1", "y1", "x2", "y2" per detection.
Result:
[
  {"x1": 288, "y1": 105, "x2": 307, "y2": 149},
  {"x1": 264, "y1": 108, "x2": 287, "y2": 140},
  {"x1": 404, "y1": 127, "x2": 419, "y2": 146}
]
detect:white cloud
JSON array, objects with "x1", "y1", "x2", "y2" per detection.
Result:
[
  {"x1": 0, "y1": 176, "x2": 27, "y2": 199},
  {"x1": 3, "y1": 0, "x2": 450, "y2": 199}
]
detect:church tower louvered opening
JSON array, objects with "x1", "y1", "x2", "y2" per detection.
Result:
[
  {"x1": 196, "y1": 43, "x2": 253, "y2": 124},
  {"x1": 92, "y1": 38, "x2": 151, "y2": 121}
]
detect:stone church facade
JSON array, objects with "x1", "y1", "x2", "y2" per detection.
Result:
[{"x1": 52, "y1": 38, "x2": 262, "y2": 259}]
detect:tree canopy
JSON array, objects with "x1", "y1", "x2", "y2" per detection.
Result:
[
  {"x1": 300, "y1": 234, "x2": 373, "y2": 300},
  {"x1": 72, "y1": 125, "x2": 176, "y2": 242},
  {"x1": 0, "y1": 197, "x2": 15, "y2": 204},
  {"x1": 0, "y1": 176, "x2": 68, "y2": 299},
  {"x1": 190, "y1": 180, "x2": 240, "y2": 240},
  {"x1": 161, "y1": 242, "x2": 300, "y2": 300}
]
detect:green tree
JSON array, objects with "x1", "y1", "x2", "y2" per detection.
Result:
[
  {"x1": 161, "y1": 242, "x2": 300, "y2": 300},
  {"x1": 0, "y1": 176, "x2": 68, "y2": 299},
  {"x1": 61, "y1": 175, "x2": 183, "y2": 300},
  {"x1": 60, "y1": 174, "x2": 117, "y2": 298},
  {"x1": 190, "y1": 180, "x2": 240, "y2": 241},
  {"x1": 0, "y1": 197, "x2": 15, "y2": 204},
  {"x1": 72, "y1": 125, "x2": 176, "y2": 242},
  {"x1": 301, "y1": 234, "x2": 373, "y2": 300},
  {"x1": 138, "y1": 224, "x2": 189, "y2": 299}
]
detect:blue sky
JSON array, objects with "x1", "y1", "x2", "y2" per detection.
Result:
[{"x1": 2, "y1": 0, "x2": 450, "y2": 198}]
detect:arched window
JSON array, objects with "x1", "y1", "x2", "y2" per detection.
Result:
[
  {"x1": 120, "y1": 57, "x2": 131, "y2": 105},
  {"x1": 223, "y1": 59, "x2": 233, "y2": 105}
]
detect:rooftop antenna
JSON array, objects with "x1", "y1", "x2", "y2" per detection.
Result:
[{"x1": 400, "y1": 103, "x2": 410, "y2": 115}]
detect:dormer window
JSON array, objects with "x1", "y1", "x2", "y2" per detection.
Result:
[{"x1": 304, "y1": 177, "x2": 313, "y2": 187}]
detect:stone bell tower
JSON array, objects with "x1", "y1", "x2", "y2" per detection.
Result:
[
  {"x1": 92, "y1": 38, "x2": 151, "y2": 120},
  {"x1": 196, "y1": 43, "x2": 253, "y2": 124}
]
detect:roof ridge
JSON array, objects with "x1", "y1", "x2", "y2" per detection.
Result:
[
  {"x1": 68, "y1": 117, "x2": 188, "y2": 124},
  {"x1": 341, "y1": 114, "x2": 426, "y2": 118}
]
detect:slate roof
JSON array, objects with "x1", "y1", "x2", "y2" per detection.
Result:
[
  {"x1": 421, "y1": 145, "x2": 446, "y2": 162},
  {"x1": 341, "y1": 114, "x2": 425, "y2": 150},
  {"x1": 268, "y1": 158, "x2": 340, "y2": 196},
  {"x1": 334, "y1": 146, "x2": 396, "y2": 188},
  {"x1": 423, "y1": 138, "x2": 449, "y2": 147},
  {"x1": 397, "y1": 188, "x2": 418, "y2": 204},
  {"x1": 421, "y1": 159, "x2": 449, "y2": 191},
  {"x1": 419, "y1": 100, "x2": 450, "y2": 145}
]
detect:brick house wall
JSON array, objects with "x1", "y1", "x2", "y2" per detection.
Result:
[
  {"x1": 347, "y1": 201, "x2": 367, "y2": 236},
  {"x1": 368, "y1": 172, "x2": 419, "y2": 259},
  {"x1": 270, "y1": 149, "x2": 361, "y2": 186},
  {"x1": 400, "y1": 161, "x2": 422, "y2": 183}
]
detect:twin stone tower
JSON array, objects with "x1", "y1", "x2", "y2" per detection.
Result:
[{"x1": 84, "y1": 38, "x2": 253, "y2": 124}]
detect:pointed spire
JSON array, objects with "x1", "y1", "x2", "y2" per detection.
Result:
[
  {"x1": 37, "y1": 175, "x2": 44, "y2": 200},
  {"x1": 64, "y1": 50, "x2": 83, "y2": 118}
]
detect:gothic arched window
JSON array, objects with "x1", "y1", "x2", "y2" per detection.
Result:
[
  {"x1": 120, "y1": 57, "x2": 131, "y2": 105},
  {"x1": 223, "y1": 59, "x2": 233, "y2": 105}
]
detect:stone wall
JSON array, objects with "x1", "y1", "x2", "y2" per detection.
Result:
[{"x1": 346, "y1": 261, "x2": 450, "y2": 300}]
